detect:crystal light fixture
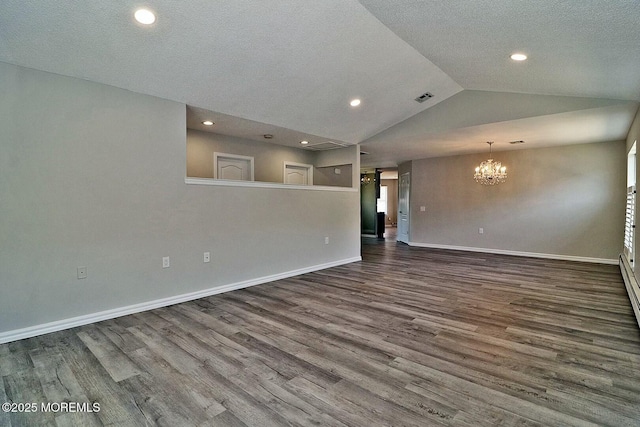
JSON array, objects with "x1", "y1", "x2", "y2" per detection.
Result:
[{"x1": 474, "y1": 142, "x2": 507, "y2": 185}]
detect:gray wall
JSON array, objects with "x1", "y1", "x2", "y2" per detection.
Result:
[
  {"x1": 0, "y1": 62, "x2": 361, "y2": 335},
  {"x1": 314, "y1": 164, "x2": 353, "y2": 187},
  {"x1": 314, "y1": 146, "x2": 358, "y2": 187},
  {"x1": 408, "y1": 141, "x2": 625, "y2": 260}
]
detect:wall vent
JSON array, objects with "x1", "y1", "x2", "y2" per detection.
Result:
[{"x1": 415, "y1": 92, "x2": 434, "y2": 103}]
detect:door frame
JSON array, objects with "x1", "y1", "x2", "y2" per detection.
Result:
[
  {"x1": 283, "y1": 162, "x2": 313, "y2": 185},
  {"x1": 398, "y1": 172, "x2": 410, "y2": 244},
  {"x1": 213, "y1": 152, "x2": 255, "y2": 181}
]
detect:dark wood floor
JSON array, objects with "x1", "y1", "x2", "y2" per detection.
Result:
[{"x1": 2, "y1": 239, "x2": 640, "y2": 426}]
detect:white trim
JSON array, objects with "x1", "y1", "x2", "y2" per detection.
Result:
[
  {"x1": 283, "y1": 161, "x2": 314, "y2": 185},
  {"x1": 620, "y1": 254, "x2": 640, "y2": 328},
  {"x1": 0, "y1": 256, "x2": 362, "y2": 345},
  {"x1": 213, "y1": 152, "x2": 254, "y2": 181},
  {"x1": 397, "y1": 172, "x2": 410, "y2": 244},
  {"x1": 185, "y1": 177, "x2": 357, "y2": 192},
  {"x1": 407, "y1": 242, "x2": 618, "y2": 265}
]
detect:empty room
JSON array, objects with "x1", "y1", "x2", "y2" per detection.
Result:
[{"x1": 1, "y1": 1, "x2": 640, "y2": 426}]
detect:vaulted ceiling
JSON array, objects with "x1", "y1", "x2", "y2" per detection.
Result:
[{"x1": 1, "y1": 1, "x2": 639, "y2": 167}]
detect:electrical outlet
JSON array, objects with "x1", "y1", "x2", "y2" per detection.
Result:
[
  {"x1": 77, "y1": 266, "x2": 87, "y2": 279},
  {"x1": 325, "y1": 236, "x2": 329, "y2": 245},
  {"x1": 420, "y1": 206, "x2": 426, "y2": 212},
  {"x1": 162, "y1": 256, "x2": 170, "y2": 268},
  {"x1": 479, "y1": 228, "x2": 484, "y2": 234},
  {"x1": 204, "y1": 252, "x2": 210, "y2": 263}
]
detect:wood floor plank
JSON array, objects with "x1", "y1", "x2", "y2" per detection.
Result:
[
  {"x1": 124, "y1": 346, "x2": 225, "y2": 425},
  {"x1": 29, "y1": 347, "x2": 102, "y2": 427},
  {"x1": 396, "y1": 357, "x2": 605, "y2": 427},
  {"x1": 3, "y1": 367, "x2": 57, "y2": 426},
  {"x1": 127, "y1": 323, "x2": 203, "y2": 375},
  {"x1": 200, "y1": 410, "x2": 249, "y2": 427},
  {"x1": 98, "y1": 319, "x2": 146, "y2": 355},
  {"x1": 76, "y1": 326, "x2": 142, "y2": 383},
  {"x1": 0, "y1": 374, "x2": 12, "y2": 427},
  {"x1": 0, "y1": 343, "x2": 32, "y2": 377},
  {"x1": 231, "y1": 372, "x2": 349, "y2": 427},
  {"x1": 286, "y1": 375, "x2": 444, "y2": 427},
  {"x1": 191, "y1": 364, "x2": 296, "y2": 427}
]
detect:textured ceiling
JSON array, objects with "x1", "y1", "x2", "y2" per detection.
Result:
[
  {"x1": 1, "y1": 0, "x2": 639, "y2": 167},
  {"x1": 359, "y1": 0, "x2": 640, "y2": 100}
]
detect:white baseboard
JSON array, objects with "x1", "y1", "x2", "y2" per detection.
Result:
[
  {"x1": 0, "y1": 256, "x2": 362, "y2": 345},
  {"x1": 619, "y1": 254, "x2": 640, "y2": 329},
  {"x1": 407, "y1": 242, "x2": 618, "y2": 265}
]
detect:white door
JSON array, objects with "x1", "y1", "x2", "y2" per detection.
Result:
[
  {"x1": 214, "y1": 153, "x2": 254, "y2": 181},
  {"x1": 284, "y1": 162, "x2": 313, "y2": 185},
  {"x1": 398, "y1": 172, "x2": 410, "y2": 243}
]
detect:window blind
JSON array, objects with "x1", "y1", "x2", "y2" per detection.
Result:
[{"x1": 624, "y1": 185, "x2": 635, "y2": 262}]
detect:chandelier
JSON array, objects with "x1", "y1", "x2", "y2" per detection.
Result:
[
  {"x1": 474, "y1": 142, "x2": 507, "y2": 185},
  {"x1": 361, "y1": 174, "x2": 376, "y2": 185}
]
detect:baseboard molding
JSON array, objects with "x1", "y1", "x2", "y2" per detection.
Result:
[
  {"x1": 407, "y1": 242, "x2": 618, "y2": 265},
  {"x1": 0, "y1": 256, "x2": 362, "y2": 345},
  {"x1": 619, "y1": 254, "x2": 640, "y2": 329}
]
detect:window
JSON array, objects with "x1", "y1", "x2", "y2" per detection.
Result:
[
  {"x1": 377, "y1": 185, "x2": 388, "y2": 214},
  {"x1": 624, "y1": 142, "x2": 636, "y2": 267}
]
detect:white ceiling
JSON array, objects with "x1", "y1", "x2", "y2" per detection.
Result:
[{"x1": 1, "y1": 1, "x2": 639, "y2": 167}]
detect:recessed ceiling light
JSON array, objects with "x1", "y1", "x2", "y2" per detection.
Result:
[
  {"x1": 510, "y1": 53, "x2": 527, "y2": 61},
  {"x1": 263, "y1": 134, "x2": 273, "y2": 139},
  {"x1": 300, "y1": 140, "x2": 309, "y2": 145},
  {"x1": 202, "y1": 120, "x2": 214, "y2": 126},
  {"x1": 350, "y1": 99, "x2": 361, "y2": 107},
  {"x1": 134, "y1": 8, "x2": 156, "y2": 25}
]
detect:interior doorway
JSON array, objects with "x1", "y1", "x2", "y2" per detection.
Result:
[
  {"x1": 360, "y1": 168, "x2": 399, "y2": 241},
  {"x1": 379, "y1": 170, "x2": 399, "y2": 241}
]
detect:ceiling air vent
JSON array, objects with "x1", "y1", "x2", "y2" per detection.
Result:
[
  {"x1": 509, "y1": 140, "x2": 525, "y2": 145},
  {"x1": 303, "y1": 141, "x2": 350, "y2": 151},
  {"x1": 415, "y1": 92, "x2": 434, "y2": 103}
]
